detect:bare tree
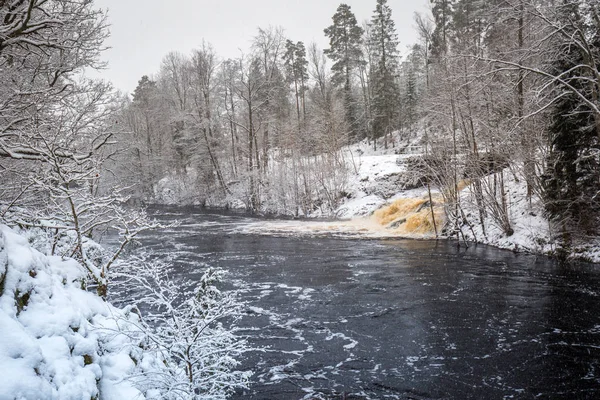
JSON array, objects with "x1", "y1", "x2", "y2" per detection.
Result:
[
  {"x1": 112, "y1": 257, "x2": 251, "y2": 398},
  {"x1": 0, "y1": 0, "x2": 108, "y2": 161},
  {"x1": 189, "y1": 42, "x2": 230, "y2": 195}
]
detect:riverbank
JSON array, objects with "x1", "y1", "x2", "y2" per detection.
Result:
[
  {"x1": 151, "y1": 131, "x2": 600, "y2": 264},
  {"x1": 0, "y1": 222, "x2": 251, "y2": 399},
  {"x1": 335, "y1": 159, "x2": 600, "y2": 264},
  {"x1": 301, "y1": 140, "x2": 599, "y2": 264},
  {"x1": 0, "y1": 225, "x2": 149, "y2": 399}
]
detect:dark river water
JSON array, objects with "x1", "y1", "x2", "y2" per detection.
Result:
[{"x1": 135, "y1": 207, "x2": 600, "y2": 399}]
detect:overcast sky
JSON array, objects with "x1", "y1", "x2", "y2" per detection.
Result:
[{"x1": 92, "y1": 0, "x2": 431, "y2": 95}]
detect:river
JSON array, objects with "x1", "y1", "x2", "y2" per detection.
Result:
[{"x1": 134, "y1": 207, "x2": 600, "y2": 399}]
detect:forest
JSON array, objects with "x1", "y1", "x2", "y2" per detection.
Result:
[
  {"x1": 1, "y1": 0, "x2": 599, "y2": 255},
  {"x1": 115, "y1": 0, "x2": 599, "y2": 255},
  {"x1": 0, "y1": 0, "x2": 600, "y2": 399}
]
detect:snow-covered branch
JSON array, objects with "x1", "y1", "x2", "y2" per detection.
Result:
[{"x1": 111, "y1": 256, "x2": 251, "y2": 399}]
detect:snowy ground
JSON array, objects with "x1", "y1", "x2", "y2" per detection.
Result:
[
  {"x1": 333, "y1": 135, "x2": 600, "y2": 263},
  {"x1": 334, "y1": 134, "x2": 427, "y2": 219},
  {"x1": 457, "y1": 169, "x2": 554, "y2": 254},
  {"x1": 456, "y1": 168, "x2": 600, "y2": 263},
  {"x1": 0, "y1": 225, "x2": 153, "y2": 400}
]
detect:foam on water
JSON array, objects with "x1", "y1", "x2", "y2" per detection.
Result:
[{"x1": 237, "y1": 195, "x2": 446, "y2": 239}]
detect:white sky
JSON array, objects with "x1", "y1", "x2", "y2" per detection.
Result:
[{"x1": 92, "y1": 0, "x2": 431, "y2": 94}]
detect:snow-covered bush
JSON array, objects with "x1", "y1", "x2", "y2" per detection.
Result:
[
  {"x1": 111, "y1": 256, "x2": 251, "y2": 399},
  {"x1": 0, "y1": 224, "x2": 250, "y2": 400},
  {"x1": 2, "y1": 201, "x2": 161, "y2": 299},
  {"x1": 0, "y1": 224, "x2": 156, "y2": 399}
]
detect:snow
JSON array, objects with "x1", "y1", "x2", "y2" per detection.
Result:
[
  {"x1": 319, "y1": 137, "x2": 599, "y2": 261},
  {"x1": 451, "y1": 166, "x2": 600, "y2": 262},
  {"x1": 458, "y1": 169, "x2": 555, "y2": 255},
  {"x1": 335, "y1": 194, "x2": 387, "y2": 219},
  {"x1": 331, "y1": 133, "x2": 426, "y2": 219},
  {"x1": 155, "y1": 167, "x2": 202, "y2": 205},
  {"x1": 335, "y1": 134, "x2": 600, "y2": 262},
  {"x1": 0, "y1": 225, "x2": 149, "y2": 400},
  {"x1": 152, "y1": 131, "x2": 425, "y2": 216}
]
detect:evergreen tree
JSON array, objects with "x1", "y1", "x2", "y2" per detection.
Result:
[
  {"x1": 452, "y1": 0, "x2": 487, "y2": 53},
  {"x1": 294, "y1": 41, "x2": 309, "y2": 120},
  {"x1": 283, "y1": 40, "x2": 309, "y2": 123},
  {"x1": 543, "y1": 2, "x2": 600, "y2": 240},
  {"x1": 430, "y1": 0, "x2": 455, "y2": 57},
  {"x1": 402, "y1": 45, "x2": 424, "y2": 132},
  {"x1": 324, "y1": 3, "x2": 364, "y2": 140},
  {"x1": 369, "y1": 0, "x2": 401, "y2": 147},
  {"x1": 132, "y1": 76, "x2": 156, "y2": 103}
]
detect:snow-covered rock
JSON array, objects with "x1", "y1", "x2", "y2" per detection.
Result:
[
  {"x1": 0, "y1": 225, "x2": 148, "y2": 400},
  {"x1": 335, "y1": 195, "x2": 387, "y2": 219}
]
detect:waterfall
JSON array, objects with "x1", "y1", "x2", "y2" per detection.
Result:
[{"x1": 372, "y1": 197, "x2": 445, "y2": 236}]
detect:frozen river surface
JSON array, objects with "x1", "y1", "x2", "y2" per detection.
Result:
[{"x1": 137, "y1": 207, "x2": 600, "y2": 399}]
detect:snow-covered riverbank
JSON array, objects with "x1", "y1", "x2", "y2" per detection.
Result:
[
  {"x1": 0, "y1": 224, "x2": 250, "y2": 399},
  {"x1": 337, "y1": 143, "x2": 600, "y2": 263},
  {"x1": 0, "y1": 225, "x2": 149, "y2": 399},
  {"x1": 152, "y1": 132, "x2": 600, "y2": 263}
]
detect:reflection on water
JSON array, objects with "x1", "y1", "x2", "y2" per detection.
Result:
[{"x1": 135, "y1": 207, "x2": 600, "y2": 399}]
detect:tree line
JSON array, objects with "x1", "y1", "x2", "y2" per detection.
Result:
[
  {"x1": 115, "y1": 0, "x2": 419, "y2": 215},
  {"x1": 0, "y1": 2, "x2": 251, "y2": 396},
  {"x1": 1, "y1": 0, "x2": 599, "y2": 254},
  {"x1": 415, "y1": 0, "x2": 599, "y2": 253}
]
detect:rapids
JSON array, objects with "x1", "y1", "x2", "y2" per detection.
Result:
[{"x1": 130, "y1": 207, "x2": 600, "y2": 399}]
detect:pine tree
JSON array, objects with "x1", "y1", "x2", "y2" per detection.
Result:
[
  {"x1": 324, "y1": 3, "x2": 364, "y2": 140},
  {"x1": 294, "y1": 41, "x2": 309, "y2": 120},
  {"x1": 543, "y1": 2, "x2": 600, "y2": 240},
  {"x1": 430, "y1": 0, "x2": 455, "y2": 57},
  {"x1": 452, "y1": 0, "x2": 487, "y2": 53},
  {"x1": 132, "y1": 75, "x2": 157, "y2": 104},
  {"x1": 283, "y1": 40, "x2": 309, "y2": 123},
  {"x1": 403, "y1": 45, "x2": 423, "y2": 132},
  {"x1": 369, "y1": 0, "x2": 401, "y2": 148}
]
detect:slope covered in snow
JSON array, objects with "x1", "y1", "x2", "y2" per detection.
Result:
[
  {"x1": 455, "y1": 167, "x2": 600, "y2": 263},
  {"x1": 457, "y1": 168, "x2": 553, "y2": 254},
  {"x1": 333, "y1": 136, "x2": 600, "y2": 263},
  {"x1": 0, "y1": 225, "x2": 153, "y2": 400},
  {"x1": 334, "y1": 134, "x2": 428, "y2": 218}
]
